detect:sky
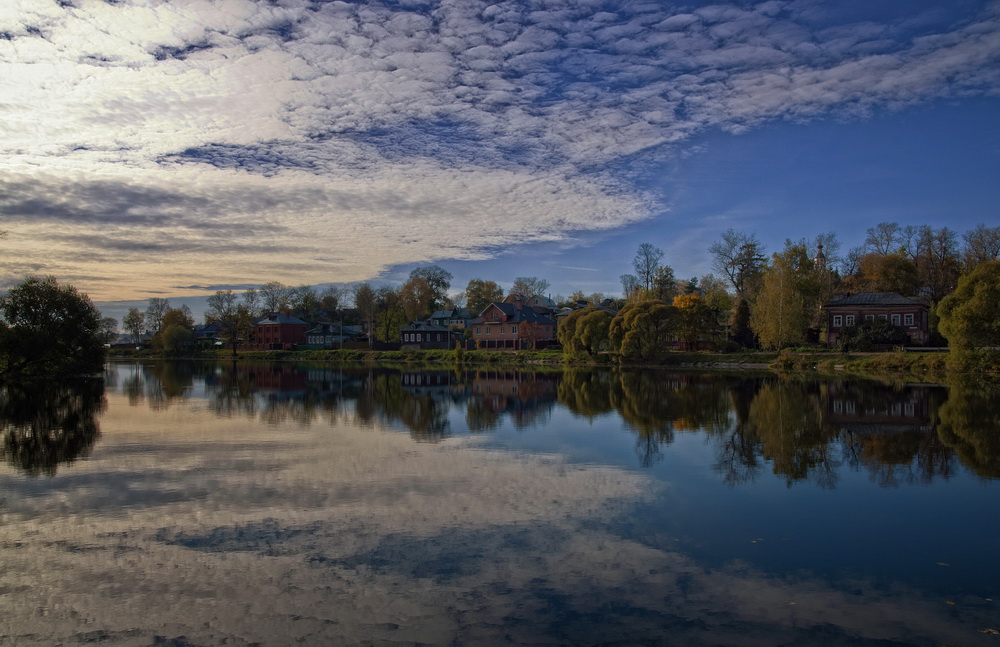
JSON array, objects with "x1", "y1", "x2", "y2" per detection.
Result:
[{"x1": 1, "y1": 0, "x2": 998, "y2": 321}]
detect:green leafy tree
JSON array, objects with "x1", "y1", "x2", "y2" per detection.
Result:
[
  {"x1": 559, "y1": 307, "x2": 613, "y2": 355},
  {"x1": 465, "y1": 279, "x2": 504, "y2": 316},
  {"x1": 750, "y1": 254, "x2": 806, "y2": 350},
  {"x1": 0, "y1": 275, "x2": 105, "y2": 377},
  {"x1": 838, "y1": 318, "x2": 909, "y2": 351},
  {"x1": 609, "y1": 299, "x2": 678, "y2": 361},
  {"x1": 937, "y1": 261, "x2": 1000, "y2": 351},
  {"x1": 672, "y1": 294, "x2": 719, "y2": 348}
]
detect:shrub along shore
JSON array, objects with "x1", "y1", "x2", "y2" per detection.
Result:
[{"x1": 107, "y1": 346, "x2": 999, "y2": 382}]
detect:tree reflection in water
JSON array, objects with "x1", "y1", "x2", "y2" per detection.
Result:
[
  {"x1": 0, "y1": 379, "x2": 106, "y2": 477},
  {"x1": 104, "y1": 361, "x2": 999, "y2": 486}
]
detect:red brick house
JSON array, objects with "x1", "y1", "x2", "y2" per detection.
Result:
[
  {"x1": 823, "y1": 292, "x2": 929, "y2": 347},
  {"x1": 248, "y1": 313, "x2": 309, "y2": 350},
  {"x1": 472, "y1": 300, "x2": 557, "y2": 350}
]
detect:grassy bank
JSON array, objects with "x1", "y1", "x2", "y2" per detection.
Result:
[{"x1": 108, "y1": 346, "x2": 994, "y2": 381}]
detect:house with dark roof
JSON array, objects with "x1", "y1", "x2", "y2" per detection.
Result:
[
  {"x1": 248, "y1": 313, "x2": 309, "y2": 350},
  {"x1": 428, "y1": 308, "x2": 473, "y2": 329},
  {"x1": 822, "y1": 292, "x2": 929, "y2": 347},
  {"x1": 471, "y1": 300, "x2": 557, "y2": 350},
  {"x1": 400, "y1": 320, "x2": 460, "y2": 350},
  {"x1": 305, "y1": 322, "x2": 362, "y2": 348}
]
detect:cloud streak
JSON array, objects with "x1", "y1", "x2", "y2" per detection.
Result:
[{"x1": 1, "y1": 0, "x2": 999, "y2": 300}]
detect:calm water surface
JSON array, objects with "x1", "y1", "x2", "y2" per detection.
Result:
[{"x1": 1, "y1": 360, "x2": 998, "y2": 646}]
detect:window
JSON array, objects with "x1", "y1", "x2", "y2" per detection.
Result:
[
  {"x1": 491, "y1": 312, "x2": 499, "y2": 320},
  {"x1": 499, "y1": 326, "x2": 504, "y2": 334},
  {"x1": 864, "y1": 314, "x2": 874, "y2": 322},
  {"x1": 486, "y1": 326, "x2": 491, "y2": 335},
  {"x1": 832, "y1": 315, "x2": 843, "y2": 327},
  {"x1": 878, "y1": 314, "x2": 888, "y2": 320},
  {"x1": 476, "y1": 327, "x2": 481, "y2": 335},
  {"x1": 436, "y1": 333, "x2": 441, "y2": 342},
  {"x1": 416, "y1": 334, "x2": 422, "y2": 342},
  {"x1": 904, "y1": 313, "x2": 914, "y2": 326},
  {"x1": 845, "y1": 315, "x2": 855, "y2": 326},
  {"x1": 511, "y1": 326, "x2": 518, "y2": 334},
  {"x1": 891, "y1": 314, "x2": 901, "y2": 326}
]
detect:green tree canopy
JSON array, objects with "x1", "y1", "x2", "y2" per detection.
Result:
[
  {"x1": 609, "y1": 299, "x2": 678, "y2": 361},
  {"x1": 937, "y1": 260, "x2": 1000, "y2": 351},
  {"x1": 465, "y1": 278, "x2": 504, "y2": 316},
  {"x1": 0, "y1": 275, "x2": 105, "y2": 378}
]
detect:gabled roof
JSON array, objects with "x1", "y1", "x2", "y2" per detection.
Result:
[
  {"x1": 825, "y1": 292, "x2": 923, "y2": 307},
  {"x1": 475, "y1": 302, "x2": 556, "y2": 325},
  {"x1": 401, "y1": 320, "x2": 452, "y2": 333},
  {"x1": 306, "y1": 322, "x2": 359, "y2": 336},
  {"x1": 256, "y1": 313, "x2": 309, "y2": 325},
  {"x1": 430, "y1": 308, "x2": 471, "y2": 320}
]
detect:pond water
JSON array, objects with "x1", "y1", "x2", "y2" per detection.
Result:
[{"x1": 1, "y1": 360, "x2": 998, "y2": 646}]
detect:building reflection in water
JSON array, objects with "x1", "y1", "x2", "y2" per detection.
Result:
[{"x1": 98, "y1": 361, "x2": 999, "y2": 486}]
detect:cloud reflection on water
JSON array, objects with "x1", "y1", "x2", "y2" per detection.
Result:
[{"x1": 0, "y1": 365, "x2": 997, "y2": 645}]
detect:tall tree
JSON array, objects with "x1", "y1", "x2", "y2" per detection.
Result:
[
  {"x1": 864, "y1": 221, "x2": 902, "y2": 255},
  {"x1": 290, "y1": 285, "x2": 321, "y2": 320},
  {"x1": 408, "y1": 265, "x2": 453, "y2": 311},
  {"x1": 353, "y1": 283, "x2": 376, "y2": 343},
  {"x1": 99, "y1": 317, "x2": 118, "y2": 344},
  {"x1": 400, "y1": 277, "x2": 435, "y2": 321},
  {"x1": 749, "y1": 242, "x2": 823, "y2": 349},
  {"x1": 144, "y1": 297, "x2": 170, "y2": 334},
  {"x1": 509, "y1": 276, "x2": 550, "y2": 299},
  {"x1": 375, "y1": 285, "x2": 406, "y2": 343},
  {"x1": 620, "y1": 274, "x2": 641, "y2": 301},
  {"x1": 465, "y1": 279, "x2": 503, "y2": 316},
  {"x1": 632, "y1": 243, "x2": 664, "y2": 292},
  {"x1": 911, "y1": 226, "x2": 961, "y2": 304},
  {"x1": 650, "y1": 265, "x2": 678, "y2": 302},
  {"x1": 709, "y1": 229, "x2": 766, "y2": 298},
  {"x1": 962, "y1": 223, "x2": 1000, "y2": 269},
  {"x1": 123, "y1": 307, "x2": 145, "y2": 345},
  {"x1": 241, "y1": 288, "x2": 262, "y2": 318},
  {"x1": 260, "y1": 281, "x2": 292, "y2": 314},
  {"x1": 207, "y1": 289, "x2": 251, "y2": 356}
]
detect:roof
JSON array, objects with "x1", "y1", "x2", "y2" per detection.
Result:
[
  {"x1": 474, "y1": 302, "x2": 556, "y2": 325},
  {"x1": 256, "y1": 313, "x2": 309, "y2": 325},
  {"x1": 825, "y1": 292, "x2": 923, "y2": 307},
  {"x1": 430, "y1": 308, "x2": 471, "y2": 320},
  {"x1": 401, "y1": 320, "x2": 452, "y2": 333}
]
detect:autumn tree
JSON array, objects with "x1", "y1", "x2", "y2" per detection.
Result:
[
  {"x1": 846, "y1": 252, "x2": 920, "y2": 296},
  {"x1": 0, "y1": 276, "x2": 105, "y2": 377},
  {"x1": 400, "y1": 277, "x2": 435, "y2": 321},
  {"x1": 750, "y1": 244, "x2": 820, "y2": 350},
  {"x1": 408, "y1": 265, "x2": 453, "y2": 311},
  {"x1": 374, "y1": 285, "x2": 406, "y2": 343},
  {"x1": 465, "y1": 279, "x2": 503, "y2": 316},
  {"x1": 152, "y1": 308, "x2": 194, "y2": 354},
  {"x1": 672, "y1": 294, "x2": 719, "y2": 349}
]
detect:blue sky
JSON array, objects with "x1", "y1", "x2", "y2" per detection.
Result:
[{"x1": 1, "y1": 0, "x2": 998, "y2": 320}]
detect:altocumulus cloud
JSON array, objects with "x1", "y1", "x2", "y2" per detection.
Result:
[{"x1": 1, "y1": 0, "x2": 999, "y2": 300}]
